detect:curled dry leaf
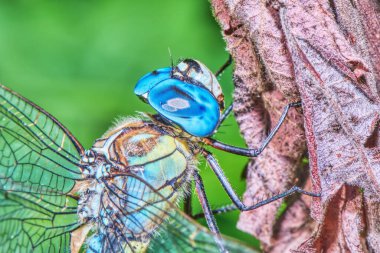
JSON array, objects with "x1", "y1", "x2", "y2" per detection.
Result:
[
  {"x1": 211, "y1": 0, "x2": 380, "y2": 252},
  {"x1": 212, "y1": 0, "x2": 308, "y2": 247}
]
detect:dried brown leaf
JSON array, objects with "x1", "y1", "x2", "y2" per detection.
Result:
[
  {"x1": 212, "y1": 0, "x2": 309, "y2": 248},
  {"x1": 211, "y1": 0, "x2": 380, "y2": 252}
]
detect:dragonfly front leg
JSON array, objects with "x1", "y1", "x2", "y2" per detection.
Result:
[
  {"x1": 193, "y1": 170, "x2": 228, "y2": 253},
  {"x1": 206, "y1": 102, "x2": 301, "y2": 157},
  {"x1": 215, "y1": 103, "x2": 233, "y2": 130},
  {"x1": 203, "y1": 151, "x2": 320, "y2": 212},
  {"x1": 215, "y1": 55, "x2": 232, "y2": 78}
]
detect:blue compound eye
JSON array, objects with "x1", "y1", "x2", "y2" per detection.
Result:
[
  {"x1": 134, "y1": 67, "x2": 172, "y2": 97},
  {"x1": 134, "y1": 59, "x2": 224, "y2": 137},
  {"x1": 148, "y1": 78, "x2": 220, "y2": 137}
]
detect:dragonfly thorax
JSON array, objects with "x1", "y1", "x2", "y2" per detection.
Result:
[{"x1": 78, "y1": 117, "x2": 197, "y2": 241}]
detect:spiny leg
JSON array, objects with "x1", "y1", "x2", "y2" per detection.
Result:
[
  {"x1": 185, "y1": 179, "x2": 237, "y2": 220},
  {"x1": 203, "y1": 151, "x2": 320, "y2": 212},
  {"x1": 214, "y1": 55, "x2": 234, "y2": 131},
  {"x1": 216, "y1": 103, "x2": 233, "y2": 130},
  {"x1": 215, "y1": 55, "x2": 233, "y2": 127},
  {"x1": 205, "y1": 101, "x2": 301, "y2": 157},
  {"x1": 193, "y1": 170, "x2": 228, "y2": 253},
  {"x1": 192, "y1": 204, "x2": 237, "y2": 220},
  {"x1": 215, "y1": 55, "x2": 232, "y2": 78}
]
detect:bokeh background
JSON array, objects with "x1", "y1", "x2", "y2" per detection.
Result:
[{"x1": 0, "y1": 1, "x2": 259, "y2": 250}]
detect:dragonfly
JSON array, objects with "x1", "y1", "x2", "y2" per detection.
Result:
[
  {"x1": 0, "y1": 82, "x2": 260, "y2": 252},
  {"x1": 0, "y1": 58, "x2": 317, "y2": 253}
]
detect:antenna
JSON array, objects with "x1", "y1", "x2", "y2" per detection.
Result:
[{"x1": 168, "y1": 47, "x2": 174, "y2": 69}]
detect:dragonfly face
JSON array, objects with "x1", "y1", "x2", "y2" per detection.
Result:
[
  {"x1": 134, "y1": 59, "x2": 224, "y2": 137},
  {"x1": 0, "y1": 83, "x2": 257, "y2": 252}
]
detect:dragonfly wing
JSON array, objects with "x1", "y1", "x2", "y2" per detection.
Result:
[
  {"x1": 149, "y1": 211, "x2": 258, "y2": 253},
  {"x1": 0, "y1": 84, "x2": 83, "y2": 194},
  {"x1": 0, "y1": 191, "x2": 79, "y2": 253},
  {"x1": 0, "y1": 85, "x2": 85, "y2": 252},
  {"x1": 88, "y1": 174, "x2": 258, "y2": 253}
]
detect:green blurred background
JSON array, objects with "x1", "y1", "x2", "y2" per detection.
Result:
[{"x1": 0, "y1": 0, "x2": 259, "y2": 250}]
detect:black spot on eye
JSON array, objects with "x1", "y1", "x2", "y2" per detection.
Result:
[{"x1": 152, "y1": 70, "x2": 158, "y2": 75}]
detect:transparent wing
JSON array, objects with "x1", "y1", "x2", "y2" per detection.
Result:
[
  {"x1": 0, "y1": 191, "x2": 79, "y2": 252},
  {"x1": 0, "y1": 84, "x2": 84, "y2": 195},
  {"x1": 88, "y1": 174, "x2": 258, "y2": 253},
  {"x1": 0, "y1": 85, "x2": 84, "y2": 252},
  {"x1": 149, "y1": 211, "x2": 258, "y2": 253}
]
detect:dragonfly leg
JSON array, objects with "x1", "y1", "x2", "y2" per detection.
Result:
[
  {"x1": 193, "y1": 170, "x2": 228, "y2": 253},
  {"x1": 204, "y1": 102, "x2": 301, "y2": 157},
  {"x1": 215, "y1": 55, "x2": 232, "y2": 77},
  {"x1": 214, "y1": 55, "x2": 233, "y2": 129},
  {"x1": 216, "y1": 103, "x2": 233, "y2": 130},
  {"x1": 192, "y1": 204, "x2": 237, "y2": 220},
  {"x1": 203, "y1": 151, "x2": 320, "y2": 212}
]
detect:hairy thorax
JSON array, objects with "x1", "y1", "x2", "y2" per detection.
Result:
[{"x1": 77, "y1": 117, "x2": 198, "y2": 242}]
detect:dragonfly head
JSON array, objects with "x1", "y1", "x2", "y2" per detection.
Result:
[
  {"x1": 134, "y1": 59, "x2": 224, "y2": 137},
  {"x1": 172, "y1": 59, "x2": 224, "y2": 110},
  {"x1": 134, "y1": 67, "x2": 172, "y2": 102}
]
